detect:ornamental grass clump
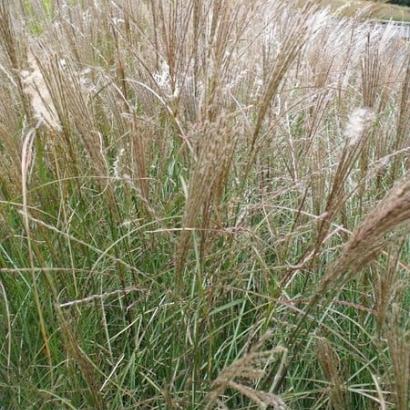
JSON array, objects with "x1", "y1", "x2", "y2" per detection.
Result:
[{"x1": 0, "y1": 1, "x2": 409, "y2": 408}]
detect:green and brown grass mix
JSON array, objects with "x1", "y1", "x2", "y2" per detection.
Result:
[{"x1": 0, "y1": 0, "x2": 409, "y2": 408}]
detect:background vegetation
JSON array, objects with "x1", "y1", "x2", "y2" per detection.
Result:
[
  {"x1": 388, "y1": 1, "x2": 410, "y2": 7},
  {"x1": 0, "y1": 0, "x2": 409, "y2": 409},
  {"x1": 317, "y1": 0, "x2": 410, "y2": 20}
]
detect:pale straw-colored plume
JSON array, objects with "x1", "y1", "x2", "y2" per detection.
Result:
[
  {"x1": 205, "y1": 334, "x2": 288, "y2": 410},
  {"x1": 344, "y1": 107, "x2": 375, "y2": 147},
  {"x1": 21, "y1": 50, "x2": 61, "y2": 131},
  {"x1": 317, "y1": 173, "x2": 410, "y2": 298}
]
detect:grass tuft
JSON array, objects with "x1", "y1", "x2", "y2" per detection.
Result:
[{"x1": 0, "y1": 1, "x2": 409, "y2": 408}]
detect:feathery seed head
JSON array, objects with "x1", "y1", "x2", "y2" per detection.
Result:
[{"x1": 344, "y1": 107, "x2": 375, "y2": 146}]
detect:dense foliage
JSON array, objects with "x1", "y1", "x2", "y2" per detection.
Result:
[
  {"x1": 0, "y1": 0, "x2": 409, "y2": 409},
  {"x1": 388, "y1": 0, "x2": 410, "y2": 7}
]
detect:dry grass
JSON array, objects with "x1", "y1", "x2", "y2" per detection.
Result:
[
  {"x1": 0, "y1": 0, "x2": 409, "y2": 408},
  {"x1": 302, "y1": 0, "x2": 410, "y2": 20}
]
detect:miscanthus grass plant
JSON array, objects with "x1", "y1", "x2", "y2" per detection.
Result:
[{"x1": 0, "y1": 0, "x2": 409, "y2": 408}]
